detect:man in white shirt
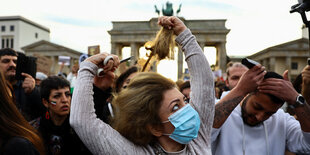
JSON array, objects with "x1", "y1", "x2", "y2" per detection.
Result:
[{"x1": 212, "y1": 65, "x2": 310, "y2": 155}]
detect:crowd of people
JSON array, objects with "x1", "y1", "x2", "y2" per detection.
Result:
[{"x1": 0, "y1": 16, "x2": 309, "y2": 155}]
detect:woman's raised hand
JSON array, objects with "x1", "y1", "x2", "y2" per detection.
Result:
[
  {"x1": 85, "y1": 52, "x2": 120, "y2": 74},
  {"x1": 158, "y1": 16, "x2": 187, "y2": 36}
]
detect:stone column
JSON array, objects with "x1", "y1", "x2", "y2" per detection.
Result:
[
  {"x1": 130, "y1": 43, "x2": 139, "y2": 65},
  {"x1": 177, "y1": 46, "x2": 183, "y2": 80},
  {"x1": 269, "y1": 57, "x2": 276, "y2": 71},
  {"x1": 51, "y1": 56, "x2": 56, "y2": 75},
  {"x1": 111, "y1": 43, "x2": 122, "y2": 57},
  {"x1": 262, "y1": 59, "x2": 268, "y2": 68},
  {"x1": 152, "y1": 60, "x2": 157, "y2": 72},
  {"x1": 198, "y1": 42, "x2": 205, "y2": 51},
  {"x1": 216, "y1": 42, "x2": 227, "y2": 72}
]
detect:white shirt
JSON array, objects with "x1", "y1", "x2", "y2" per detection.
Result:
[
  {"x1": 67, "y1": 72, "x2": 77, "y2": 88},
  {"x1": 212, "y1": 105, "x2": 310, "y2": 155},
  {"x1": 215, "y1": 91, "x2": 230, "y2": 104}
]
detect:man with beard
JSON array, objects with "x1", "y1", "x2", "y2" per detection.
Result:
[
  {"x1": 0, "y1": 48, "x2": 43, "y2": 121},
  {"x1": 211, "y1": 65, "x2": 310, "y2": 155}
]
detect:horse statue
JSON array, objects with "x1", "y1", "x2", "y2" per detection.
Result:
[
  {"x1": 162, "y1": 1, "x2": 174, "y2": 16},
  {"x1": 154, "y1": 1, "x2": 181, "y2": 16}
]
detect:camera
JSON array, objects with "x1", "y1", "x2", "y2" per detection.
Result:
[
  {"x1": 308, "y1": 58, "x2": 310, "y2": 65},
  {"x1": 291, "y1": 0, "x2": 310, "y2": 13},
  {"x1": 15, "y1": 52, "x2": 37, "y2": 80},
  {"x1": 291, "y1": 0, "x2": 310, "y2": 30},
  {"x1": 241, "y1": 58, "x2": 260, "y2": 69}
]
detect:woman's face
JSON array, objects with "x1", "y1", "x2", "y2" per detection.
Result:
[
  {"x1": 158, "y1": 88, "x2": 188, "y2": 134},
  {"x1": 44, "y1": 87, "x2": 71, "y2": 117}
]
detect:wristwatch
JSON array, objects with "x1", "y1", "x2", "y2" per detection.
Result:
[{"x1": 289, "y1": 94, "x2": 306, "y2": 109}]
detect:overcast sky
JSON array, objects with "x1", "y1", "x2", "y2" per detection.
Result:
[{"x1": 0, "y1": 0, "x2": 305, "y2": 57}]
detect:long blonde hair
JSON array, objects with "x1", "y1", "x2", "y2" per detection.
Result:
[
  {"x1": 152, "y1": 27, "x2": 175, "y2": 60},
  {"x1": 111, "y1": 72, "x2": 176, "y2": 145},
  {"x1": 142, "y1": 27, "x2": 175, "y2": 71}
]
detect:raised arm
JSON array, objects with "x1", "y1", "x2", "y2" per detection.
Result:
[
  {"x1": 258, "y1": 69, "x2": 310, "y2": 153},
  {"x1": 70, "y1": 53, "x2": 140, "y2": 154},
  {"x1": 299, "y1": 65, "x2": 310, "y2": 132},
  {"x1": 159, "y1": 16, "x2": 215, "y2": 148},
  {"x1": 159, "y1": 15, "x2": 214, "y2": 125},
  {"x1": 213, "y1": 65, "x2": 266, "y2": 128},
  {"x1": 302, "y1": 65, "x2": 310, "y2": 103},
  {"x1": 259, "y1": 69, "x2": 310, "y2": 132}
]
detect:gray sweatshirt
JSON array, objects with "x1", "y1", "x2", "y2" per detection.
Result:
[{"x1": 70, "y1": 29, "x2": 215, "y2": 155}]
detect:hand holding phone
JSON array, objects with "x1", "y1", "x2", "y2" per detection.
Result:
[
  {"x1": 241, "y1": 58, "x2": 260, "y2": 69},
  {"x1": 15, "y1": 52, "x2": 37, "y2": 80}
]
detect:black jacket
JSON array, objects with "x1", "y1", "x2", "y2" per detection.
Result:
[
  {"x1": 34, "y1": 116, "x2": 92, "y2": 155},
  {"x1": 1, "y1": 137, "x2": 39, "y2": 155},
  {"x1": 93, "y1": 85, "x2": 112, "y2": 124},
  {"x1": 13, "y1": 80, "x2": 44, "y2": 121}
]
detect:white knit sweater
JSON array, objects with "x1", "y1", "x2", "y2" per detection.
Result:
[{"x1": 70, "y1": 29, "x2": 215, "y2": 155}]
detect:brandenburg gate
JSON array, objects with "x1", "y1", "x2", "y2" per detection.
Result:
[{"x1": 108, "y1": 17, "x2": 230, "y2": 78}]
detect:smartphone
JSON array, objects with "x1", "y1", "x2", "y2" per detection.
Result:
[
  {"x1": 241, "y1": 58, "x2": 260, "y2": 69},
  {"x1": 15, "y1": 52, "x2": 37, "y2": 80},
  {"x1": 308, "y1": 58, "x2": 310, "y2": 65}
]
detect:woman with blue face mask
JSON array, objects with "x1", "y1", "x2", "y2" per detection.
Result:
[{"x1": 70, "y1": 16, "x2": 215, "y2": 154}]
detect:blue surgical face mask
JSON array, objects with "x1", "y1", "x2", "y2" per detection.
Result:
[{"x1": 162, "y1": 104, "x2": 200, "y2": 144}]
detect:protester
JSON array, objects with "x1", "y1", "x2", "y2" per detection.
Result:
[
  {"x1": 301, "y1": 65, "x2": 310, "y2": 104},
  {"x1": 92, "y1": 66, "x2": 119, "y2": 123},
  {"x1": 70, "y1": 16, "x2": 214, "y2": 154},
  {"x1": 214, "y1": 81, "x2": 228, "y2": 99},
  {"x1": 221, "y1": 62, "x2": 248, "y2": 99},
  {"x1": 93, "y1": 66, "x2": 138, "y2": 123},
  {"x1": 285, "y1": 66, "x2": 310, "y2": 155},
  {"x1": 179, "y1": 81, "x2": 190, "y2": 101},
  {"x1": 0, "y1": 70, "x2": 45, "y2": 155},
  {"x1": 293, "y1": 74, "x2": 302, "y2": 93},
  {"x1": 31, "y1": 76, "x2": 91, "y2": 155},
  {"x1": 286, "y1": 74, "x2": 303, "y2": 117},
  {"x1": 114, "y1": 66, "x2": 138, "y2": 93},
  {"x1": 212, "y1": 65, "x2": 310, "y2": 154},
  {"x1": 0, "y1": 48, "x2": 43, "y2": 121},
  {"x1": 66, "y1": 63, "x2": 79, "y2": 93},
  {"x1": 175, "y1": 79, "x2": 184, "y2": 89}
]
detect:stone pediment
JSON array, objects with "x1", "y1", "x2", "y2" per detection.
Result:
[
  {"x1": 22, "y1": 40, "x2": 63, "y2": 51},
  {"x1": 277, "y1": 43, "x2": 299, "y2": 49},
  {"x1": 267, "y1": 38, "x2": 309, "y2": 51},
  {"x1": 29, "y1": 43, "x2": 59, "y2": 51},
  {"x1": 250, "y1": 38, "x2": 309, "y2": 57},
  {"x1": 22, "y1": 40, "x2": 82, "y2": 56}
]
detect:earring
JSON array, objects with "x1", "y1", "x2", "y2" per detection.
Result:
[{"x1": 45, "y1": 111, "x2": 50, "y2": 119}]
